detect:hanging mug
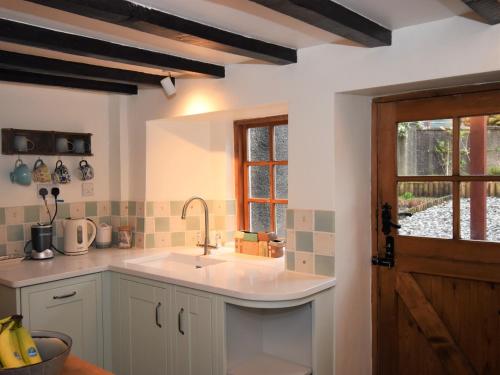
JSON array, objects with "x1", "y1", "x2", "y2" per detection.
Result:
[
  {"x1": 53, "y1": 160, "x2": 71, "y2": 184},
  {"x1": 32, "y1": 158, "x2": 51, "y2": 183},
  {"x1": 78, "y1": 160, "x2": 94, "y2": 181},
  {"x1": 10, "y1": 159, "x2": 32, "y2": 186}
]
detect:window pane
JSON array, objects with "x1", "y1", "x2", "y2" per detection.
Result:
[
  {"x1": 250, "y1": 203, "x2": 270, "y2": 232},
  {"x1": 248, "y1": 127, "x2": 269, "y2": 161},
  {"x1": 398, "y1": 181, "x2": 453, "y2": 239},
  {"x1": 274, "y1": 165, "x2": 288, "y2": 199},
  {"x1": 397, "y1": 119, "x2": 453, "y2": 176},
  {"x1": 460, "y1": 182, "x2": 500, "y2": 242},
  {"x1": 460, "y1": 115, "x2": 500, "y2": 176},
  {"x1": 276, "y1": 204, "x2": 287, "y2": 238},
  {"x1": 274, "y1": 125, "x2": 288, "y2": 161},
  {"x1": 249, "y1": 166, "x2": 270, "y2": 198}
]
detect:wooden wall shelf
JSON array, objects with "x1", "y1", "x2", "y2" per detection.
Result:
[{"x1": 1, "y1": 128, "x2": 93, "y2": 156}]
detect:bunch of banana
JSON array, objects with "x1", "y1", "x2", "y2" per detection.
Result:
[{"x1": 0, "y1": 315, "x2": 42, "y2": 369}]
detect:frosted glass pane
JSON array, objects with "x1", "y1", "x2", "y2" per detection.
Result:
[
  {"x1": 250, "y1": 203, "x2": 270, "y2": 232},
  {"x1": 274, "y1": 165, "x2": 288, "y2": 199},
  {"x1": 274, "y1": 125, "x2": 288, "y2": 161},
  {"x1": 249, "y1": 166, "x2": 270, "y2": 198},
  {"x1": 460, "y1": 115, "x2": 500, "y2": 176},
  {"x1": 276, "y1": 204, "x2": 287, "y2": 238},
  {"x1": 397, "y1": 119, "x2": 453, "y2": 176},
  {"x1": 248, "y1": 127, "x2": 269, "y2": 161}
]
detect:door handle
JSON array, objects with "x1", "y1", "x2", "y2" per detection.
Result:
[
  {"x1": 155, "y1": 302, "x2": 162, "y2": 328},
  {"x1": 53, "y1": 291, "x2": 77, "y2": 300},
  {"x1": 178, "y1": 308, "x2": 185, "y2": 335}
]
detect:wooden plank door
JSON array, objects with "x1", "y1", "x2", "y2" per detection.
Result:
[{"x1": 372, "y1": 86, "x2": 500, "y2": 375}]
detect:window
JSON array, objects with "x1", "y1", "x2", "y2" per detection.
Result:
[{"x1": 234, "y1": 115, "x2": 288, "y2": 238}]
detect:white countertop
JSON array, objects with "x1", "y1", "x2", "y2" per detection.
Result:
[{"x1": 0, "y1": 247, "x2": 336, "y2": 302}]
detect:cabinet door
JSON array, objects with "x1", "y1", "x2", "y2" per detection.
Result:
[
  {"x1": 119, "y1": 278, "x2": 169, "y2": 375},
  {"x1": 21, "y1": 274, "x2": 103, "y2": 365},
  {"x1": 173, "y1": 287, "x2": 216, "y2": 375}
]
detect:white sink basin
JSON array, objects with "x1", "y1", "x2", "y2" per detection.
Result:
[{"x1": 125, "y1": 252, "x2": 225, "y2": 271}]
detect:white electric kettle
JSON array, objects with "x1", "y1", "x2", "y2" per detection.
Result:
[{"x1": 62, "y1": 218, "x2": 97, "y2": 255}]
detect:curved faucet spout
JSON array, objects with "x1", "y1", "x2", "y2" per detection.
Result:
[{"x1": 181, "y1": 196, "x2": 213, "y2": 255}]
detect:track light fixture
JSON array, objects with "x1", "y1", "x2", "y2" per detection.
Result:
[{"x1": 160, "y1": 74, "x2": 176, "y2": 97}]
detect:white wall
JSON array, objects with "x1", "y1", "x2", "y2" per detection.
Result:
[
  {"x1": 125, "y1": 16, "x2": 500, "y2": 375},
  {"x1": 0, "y1": 82, "x2": 122, "y2": 207},
  {"x1": 145, "y1": 103, "x2": 288, "y2": 201},
  {"x1": 333, "y1": 94, "x2": 372, "y2": 375}
]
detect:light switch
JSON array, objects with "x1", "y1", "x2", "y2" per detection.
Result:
[{"x1": 82, "y1": 182, "x2": 94, "y2": 197}]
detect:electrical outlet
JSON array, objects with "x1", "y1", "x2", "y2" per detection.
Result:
[
  {"x1": 82, "y1": 182, "x2": 94, "y2": 197},
  {"x1": 36, "y1": 183, "x2": 58, "y2": 199}
]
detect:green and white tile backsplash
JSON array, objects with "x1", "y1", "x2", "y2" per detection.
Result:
[
  {"x1": 286, "y1": 209, "x2": 335, "y2": 277},
  {"x1": 0, "y1": 200, "x2": 236, "y2": 257}
]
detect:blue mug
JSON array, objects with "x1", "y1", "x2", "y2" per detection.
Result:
[{"x1": 10, "y1": 159, "x2": 32, "y2": 186}]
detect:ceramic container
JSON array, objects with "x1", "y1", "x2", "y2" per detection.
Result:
[
  {"x1": 13, "y1": 135, "x2": 34, "y2": 153},
  {"x1": 96, "y1": 223, "x2": 112, "y2": 248},
  {"x1": 32, "y1": 158, "x2": 51, "y2": 183},
  {"x1": 52, "y1": 160, "x2": 71, "y2": 184},
  {"x1": 55, "y1": 138, "x2": 73, "y2": 153},
  {"x1": 10, "y1": 159, "x2": 32, "y2": 186},
  {"x1": 78, "y1": 160, "x2": 94, "y2": 181}
]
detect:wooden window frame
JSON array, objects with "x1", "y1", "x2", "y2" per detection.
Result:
[{"x1": 234, "y1": 114, "x2": 288, "y2": 232}]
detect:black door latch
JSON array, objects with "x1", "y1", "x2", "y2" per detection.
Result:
[
  {"x1": 372, "y1": 203, "x2": 398, "y2": 268},
  {"x1": 372, "y1": 235, "x2": 395, "y2": 268}
]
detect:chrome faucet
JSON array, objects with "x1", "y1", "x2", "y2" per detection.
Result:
[{"x1": 181, "y1": 196, "x2": 217, "y2": 255}]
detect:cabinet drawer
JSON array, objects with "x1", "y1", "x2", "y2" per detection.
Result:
[{"x1": 20, "y1": 273, "x2": 103, "y2": 366}]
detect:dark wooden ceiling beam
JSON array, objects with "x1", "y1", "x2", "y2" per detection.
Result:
[
  {"x1": 0, "y1": 50, "x2": 167, "y2": 86},
  {"x1": 462, "y1": 0, "x2": 500, "y2": 25},
  {"x1": 248, "y1": 0, "x2": 391, "y2": 47},
  {"x1": 24, "y1": 0, "x2": 297, "y2": 65},
  {"x1": 0, "y1": 67, "x2": 138, "y2": 94},
  {"x1": 0, "y1": 18, "x2": 225, "y2": 78}
]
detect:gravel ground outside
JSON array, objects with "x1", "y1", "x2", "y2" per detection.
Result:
[{"x1": 399, "y1": 197, "x2": 500, "y2": 241}]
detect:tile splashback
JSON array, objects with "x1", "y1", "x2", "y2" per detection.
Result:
[
  {"x1": 286, "y1": 208, "x2": 335, "y2": 276},
  {"x1": 0, "y1": 199, "x2": 236, "y2": 257},
  {"x1": 129, "y1": 200, "x2": 236, "y2": 249}
]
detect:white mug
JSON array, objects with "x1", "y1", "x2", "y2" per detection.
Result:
[
  {"x1": 14, "y1": 136, "x2": 34, "y2": 152},
  {"x1": 73, "y1": 139, "x2": 88, "y2": 154},
  {"x1": 56, "y1": 137, "x2": 73, "y2": 153}
]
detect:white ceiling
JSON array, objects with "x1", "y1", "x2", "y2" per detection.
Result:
[{"x1": 0, "y1": 0, "x2": 473, "y2": 74}]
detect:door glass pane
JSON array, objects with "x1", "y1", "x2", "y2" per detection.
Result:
[
  {"x1": 398, "y1": 181, "x2": 453, "y2": 239},
  {"x1": 248, "y1": 127, "x2": 269, "y2": 161},
  {"x1": 249, "y1": 166, "x2": 270, "y2": 198},
  {"x1": 460, "y1": 115, "x2": 500, "y2": 176},
  {"x1": 460, "y1": 182, "x2": 500, "y2": 242},
  {"x1": 274, "y1": 165, "x2": 288, "y2": 199},
  {"x1": 274, "y1": 125, "x2": 288, "y2": 161},
  {"x1": 275, "y1": 204, "x2": 287, "y2": 238},
  {"x1": 250, "y1": 203, "x2": 270, "y2": 232},
  {"x1": 397, "y1": 119, "x2": 453, "y2": 176}
]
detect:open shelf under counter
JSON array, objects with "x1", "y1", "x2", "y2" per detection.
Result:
[
  {"x1": 225, "y1": 302, "x2": 313, "y2": 375},
  {"x1": 227, "y1": 352, "x2": 312, "y2": 375}
]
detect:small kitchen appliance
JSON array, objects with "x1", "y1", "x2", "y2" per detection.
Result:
[
  {"x1": 29, "y1": 224, "x2": 55, "y2": 260},
  {"x1": 63, "y1": 218, "x2": 97, "y2": 255}
]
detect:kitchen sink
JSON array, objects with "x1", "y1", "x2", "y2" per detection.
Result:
[{"x1": 125, "y1": 252, "x2": 225, "y2": 270}]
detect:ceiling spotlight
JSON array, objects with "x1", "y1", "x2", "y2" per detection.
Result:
[{"x1": 161, "y1": 74, "x2": 176, "y2": 97}]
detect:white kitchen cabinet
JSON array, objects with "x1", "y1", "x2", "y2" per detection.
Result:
[
  {"x1": 173, "y1": 286, "x2": 218, "y2": 375},
  {"x1": 20, "y1": 273, "x2": 103, "y2": 366},
  {"x1": 117, "y1": 276, "x2": 169, "y2": 375}
]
